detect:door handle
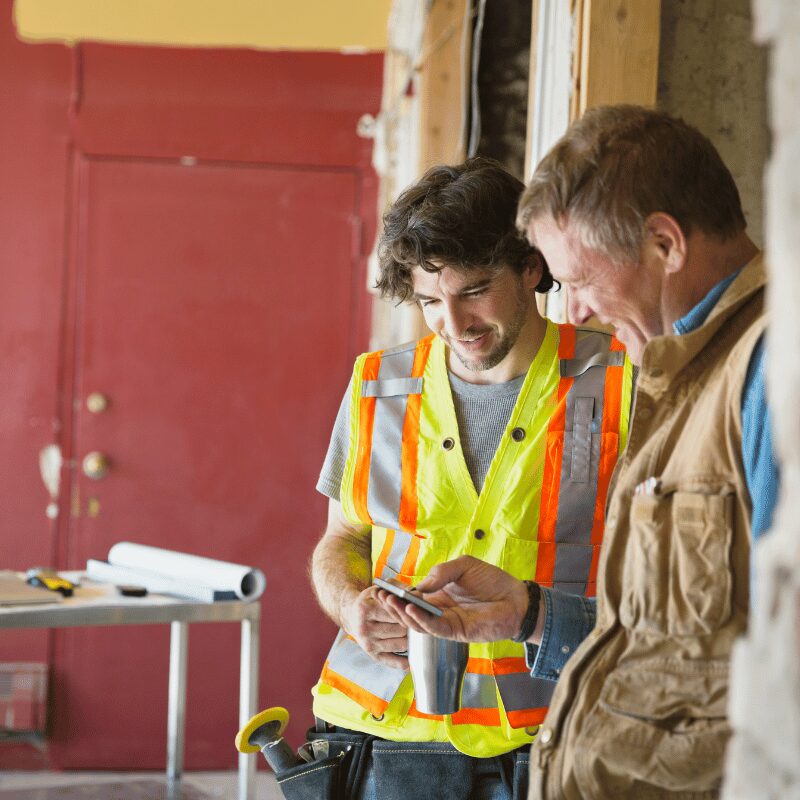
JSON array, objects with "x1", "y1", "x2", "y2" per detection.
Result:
[{"x1": 82, "y1": 451, "x2": 111, "y2": 480}]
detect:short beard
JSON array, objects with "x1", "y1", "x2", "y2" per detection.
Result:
[{"x1": 448, "y1": 289, "x2": 530, "y2": 373}]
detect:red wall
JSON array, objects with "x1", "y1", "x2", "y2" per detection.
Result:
[{"x1": 0, "y1": 2, "x2": 382, "y2": 769}]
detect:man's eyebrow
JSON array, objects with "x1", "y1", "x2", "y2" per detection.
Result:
[
  {"x1": 412, "y1": 276, "x2": 494, "y2": 303},
  {"x1": 458, "y1": 277, "x2": 493, "y2": 294},
  {"x1": 413, "y1": 292, "x2": 434, "y2": 302}
]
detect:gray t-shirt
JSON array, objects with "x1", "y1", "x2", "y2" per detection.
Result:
[{"x1": 316, "y1": 372, "x2": 525, "y2": 500}]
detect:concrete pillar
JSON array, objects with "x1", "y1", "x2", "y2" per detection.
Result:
[{"x1": 723, "y1": 2, "x2": 800, "y2": 798}]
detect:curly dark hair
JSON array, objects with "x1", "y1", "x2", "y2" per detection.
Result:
[{"x1": 376, "y1": 157, "x2": 555, "y2": 302}]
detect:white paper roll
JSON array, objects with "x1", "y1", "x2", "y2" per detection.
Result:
[{"x1": 107, "y1": 542, "x2": 266, "y2": 601}]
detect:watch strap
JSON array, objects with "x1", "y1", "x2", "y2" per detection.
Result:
[{"x1": 511, "y1": 580, "x2": 541, "y2": 643}]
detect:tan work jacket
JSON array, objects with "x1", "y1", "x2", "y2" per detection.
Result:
[{"x1": 529, "y1": 254, "x2": 767, "y2": 799}]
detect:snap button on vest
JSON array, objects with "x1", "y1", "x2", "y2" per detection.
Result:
[
  {"x1": 371, "y1": 713, "x2": 385, "y2": 721},
  {"x1": 511, "y1": 427, "x2": 526, "y2": 442},
  {"x1": 474, "y1": 528, "x2": 486, "y2": 540},
  {"x1": 442, "y1": 437, "x2": 455, "y2": 450}
]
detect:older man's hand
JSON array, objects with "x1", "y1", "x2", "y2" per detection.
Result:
[{"x1": 376, "y1": 556, "x2": 529, "y2": 644}]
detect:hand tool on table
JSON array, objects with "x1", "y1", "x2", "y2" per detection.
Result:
[{"x1": 25, "y1": 568, "x2": 76, "y2": 597}]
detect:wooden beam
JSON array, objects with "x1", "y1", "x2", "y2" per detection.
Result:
[
  {"x1": 578, "y1": 0, "x2": 661, "y2": 113},
  {"x1": 417, "y1": 0, "x2": 470, "y2": 171}
]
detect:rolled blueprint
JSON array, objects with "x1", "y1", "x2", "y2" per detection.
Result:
[{"x1": 86, "y1": 542, "x2": 266, "y2": 602}]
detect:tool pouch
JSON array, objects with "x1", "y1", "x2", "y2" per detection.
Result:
[{"x1": 276, "y1": 728, "x2": 373, "y2": 800}]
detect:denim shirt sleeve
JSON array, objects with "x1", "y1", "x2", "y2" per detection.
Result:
[
  {"x1": 742, "y1": 334, "x2": 780, "y2": 543},
  {"x1": 524, "y1": 587, "x2": 596, "y2": 681}
]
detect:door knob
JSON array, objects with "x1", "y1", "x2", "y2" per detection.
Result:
[
  {"x1": 86, "y1": 392, "x2": 110, "y2": 413},
  {"x1": 82, "y1": 451, "x2": 111, "y2": 480}
]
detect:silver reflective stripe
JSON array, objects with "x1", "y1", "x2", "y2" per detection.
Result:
[
  {"x1": 326, "y1": 630, "x2": 407, "y2": 702},
  {"x1": 365, "y1": 345, "x2": 417, "y2": 530},
  {"x1": 362, "y1": 377, "x2": 423, "y2": 398},
  {"x1": 552, "y1": 330, "x2": 611, "y2": 592},
  {"x1": 552, "y1": 544, "x2": 594, "y2": 589},
  {"x1": 560, "y1": 350, "x2": 625, "y2": 378},
  {"x1": 570, "y1": 397, "x2": 594, "y2": 483},
  {"x1": 368, "y1": 394, "x2": 407, "y2": 530},
  {"x1": 497, "y1": 673, "x2": 555, "y2": 711},
  {"x1": 460, "y1": 673, "x2": 497, "y2": 709},
  {"x1": 379, "y1": 530, "x2": 415, "y2": 578}
]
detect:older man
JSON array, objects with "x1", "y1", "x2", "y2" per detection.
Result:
[{"x1": 380, "y1": 105, "x2": 779, "y2": 799}]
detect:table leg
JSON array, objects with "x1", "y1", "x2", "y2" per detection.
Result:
[
  {"x1": 167, "y1": 620, "x2": 189, "y2": 785},
  {"x1": 239, "y1": 615, "x2": 260, "y2": 800}
]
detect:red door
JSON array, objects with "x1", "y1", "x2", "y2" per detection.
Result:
[
  {"x1": 49, "y1": 156, "x2": 363, "y2": 767},
  {"x1": 0, "y1": 25, "x2": 380, "y2": 768}
]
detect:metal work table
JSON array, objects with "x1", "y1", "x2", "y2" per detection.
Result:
[{"x1": 0, "y1": 575, "x2": 260, "y2": 800}]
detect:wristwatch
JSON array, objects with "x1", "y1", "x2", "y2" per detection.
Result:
[{"x1": 511, "y1": 580, "x2": 541, "y2": 643}]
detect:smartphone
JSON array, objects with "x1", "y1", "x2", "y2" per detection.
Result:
[{"x1": 373, "y1": 576, "x2": 443, "y2": 617}]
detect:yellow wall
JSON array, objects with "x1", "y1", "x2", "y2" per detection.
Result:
[{"x1": 14, "y1": 0, "x2": 392, "y2": 51}]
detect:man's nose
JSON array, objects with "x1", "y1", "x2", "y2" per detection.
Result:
[
  {"x1": 442, "y1": 301, "x2": 470, "y2": 336},
  {"x1": 567, "y1": 292, "x2": 592, "y2": 326}
]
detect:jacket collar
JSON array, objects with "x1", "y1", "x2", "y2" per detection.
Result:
[{"x1": 638, "y1": 252, "x2": 766, "y2": 393}]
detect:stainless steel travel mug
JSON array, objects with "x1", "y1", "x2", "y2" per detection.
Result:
[{"x1": 407, "y1": 628, "x2": 469, "y2": 715}]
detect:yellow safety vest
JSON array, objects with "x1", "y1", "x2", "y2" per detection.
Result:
[{"x1": 312, "y1": 321, "x2": 633, "y2": 757}]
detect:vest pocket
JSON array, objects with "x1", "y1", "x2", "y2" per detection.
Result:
[
  {"x1": 620, "y1": 486, "x2": 734, "y2": 636},
  {"x1": 573, "y1": 659, "x2": 730, "y2": 798}
]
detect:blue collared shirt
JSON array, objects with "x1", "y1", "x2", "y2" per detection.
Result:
[{"x1": 528, "y1": 271, "x2": 779, "y2": 679}]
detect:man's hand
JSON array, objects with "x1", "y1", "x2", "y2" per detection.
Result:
[
  {"x1": 376, "y1": 556, "x2": 531, "y2": 644},
  {"x1": 311, "y1": 500, "x2": 408, "y2": 668},
  {"x1": 340, "y1": 585, "x2": 409, "y2": 669}
]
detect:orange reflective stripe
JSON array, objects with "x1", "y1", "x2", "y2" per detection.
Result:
[
  {"x1": 407, "y1": 700, "x2": 443, "y2": 721},
  {"x1": 320, "y1": 661, "x2": 389, "y2": 719},
  {"x1": 398, "y1": 337, "x2": 433, "y2": 534},
  {"x1": 451, "y1": 707, "x2": 501, "y2": 726},
  {"x1": 491, "y1": 657, "x2": 529, "y2": 676},
  {"x1": 506, "y1": 708, "x2": 547, "y2": 728},
  {"x1": 558, "y1": 323, "x2": 576, "y2": 359},
  {"x1": 535, "y1": 375, "x2": 572, "y2": 586},
  {"x1": 466, "y1": 657, "x2": 494, "y2": 675},
  {"x1": 353, "y1": 351, "x2": 383, "y2": 524},
  {"x1": 399, "y1": 393, "x2": 422, "y2": 532},
  {"x1": 464, "y1": 657, "x2": 530, "y2": 675},
  {"x1": 373, "y1": 529, "x2": 396, "y2": 580},
  {"x1": 398, "y1": 534, "x2": 420, "y2": 581},
  {"x1": 609, "y1": 334, "x2": 625, "y2": 352}
]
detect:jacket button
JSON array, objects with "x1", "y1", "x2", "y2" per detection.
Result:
[
  {"x1": 539, "y1": 727, "x2": 553, "y2": 744},
  {"x1": 474, "y1": 529, "x2": 486, "y2": 540},
  {"x1": 511, "y1": 427, "x2": 526, "y2": 442},
  {"x1": 561, "y1": 645, "x2": 570, "y2": 654},
  {"x1": 637, "y1": 406, "x2": 652, "y2": 420},
  {"x1": 442, "y1": 437, "x2": 455, "y2": 450}
]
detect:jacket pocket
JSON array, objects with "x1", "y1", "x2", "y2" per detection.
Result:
[
  {"x1": 619, "y1": 485, "x2": 734, "y2": 636},
  {"x1": 573, "y1": 659, "x2": 730, "y2": 799}
]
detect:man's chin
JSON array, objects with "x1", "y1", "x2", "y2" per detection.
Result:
[{"x1": 614, "y1": 329, "x2": 644, "y2": 365}]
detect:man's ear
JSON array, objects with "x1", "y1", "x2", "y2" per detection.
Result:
[
  {"x1": 644, "y1": 212, "x2": 687, "y2": 275},
  {"x1": 523, "y1": 251, "x2": 545, "y2": 290}
]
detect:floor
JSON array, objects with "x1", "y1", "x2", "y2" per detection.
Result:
[{"x1": 0, "y1": 772, "x2": 283, "y2": 800}]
